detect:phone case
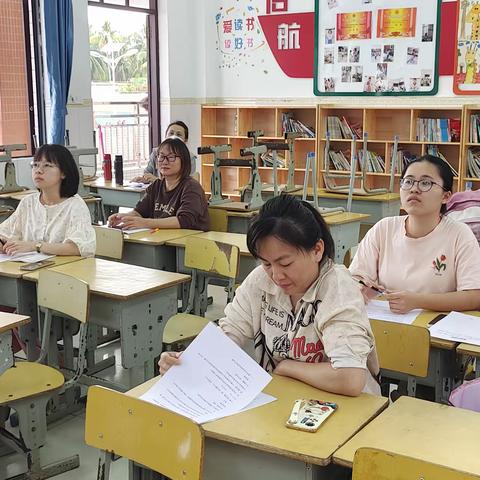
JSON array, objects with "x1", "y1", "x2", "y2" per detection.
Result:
[
  {"x1": 285, "y1": 399, "x2": 337, "y2": 432},
  {"x1": 20, "y1": 260, "x2": 56, "y2": 271}
]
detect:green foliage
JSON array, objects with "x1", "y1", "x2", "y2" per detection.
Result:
[{"x1": 89, "y1": 21, "x2": 148, "y2": 84}]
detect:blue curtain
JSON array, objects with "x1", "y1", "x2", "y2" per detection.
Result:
[{"x1": 44, "y1": 0, "x2": 74, "y2": 144}]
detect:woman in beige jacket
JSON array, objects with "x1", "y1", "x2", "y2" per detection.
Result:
[{"x1": 160, "y1": 195, "x2": 380, "y2": 396}]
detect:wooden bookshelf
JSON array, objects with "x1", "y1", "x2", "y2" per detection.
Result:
[
  {"x1": 200, "y1": 104, "x2": 471, "y2": 201},
  {"x1": 200, "y1": 105, "x2": 317, "y2": 199},
  {"x1": 317, "y1": 105, "x2": 463, "y2": 193},
  {"x1": 462, "y1": 105, "x2": 480, "y2": 191}
]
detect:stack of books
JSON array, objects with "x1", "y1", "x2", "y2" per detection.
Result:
[
  {"x1": 416, "y1": 118, "x2": 461, "y2": 142},
  {"x1": 358, "y1": 149, "x2": 385, "y2": 173},
  {"x1": 326, "y1": 116, "x2": 362, "y2": 139},
  {"x1": 467, "y1": 147, "x2": 480, "y2": 178},
  {"x1": 281, "y1": 113, "x2": 315, "y2": 138}
]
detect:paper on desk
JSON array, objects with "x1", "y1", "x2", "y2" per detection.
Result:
[
  {"x1": 429, "y1": 311, "x2": 480, "y2": 346},
  {"x1": 100, "y1": 224, "x2": 150, "y2": 235},
  {"x1": 140, "y1": 322, "x2": 274, "y2": 424},
  {"x1": 367, "y1": 299, "x2": 422, "y2": 325},
  {"x1": 127, "y1": 181, "x2": 148, "y2": 189},
  {"x1": 0, "y1": 252, "x2": 54, "y2": 263}
]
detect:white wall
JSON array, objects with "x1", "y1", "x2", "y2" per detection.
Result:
[{"x1": 159, "y1": 0, "x2": 479, "y2": 158}]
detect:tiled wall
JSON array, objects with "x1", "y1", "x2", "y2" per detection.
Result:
[{"x1": 0, "y1": 0, "x2": 31, "y2": 155}]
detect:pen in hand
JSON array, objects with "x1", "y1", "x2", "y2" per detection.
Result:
[{"x1": 357, "y1": 279, "x2": 384, "y2": 294}]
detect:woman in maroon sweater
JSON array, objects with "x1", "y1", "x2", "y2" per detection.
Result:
[{"x1": 108, "y1": 137, "x2": 209, "y2": 231}]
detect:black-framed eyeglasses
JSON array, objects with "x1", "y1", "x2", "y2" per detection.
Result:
[
  {"x1": 156, "y1": 154, "x2": 180, "y2": 164},
  {"x1": 400, "y1": 177, "x2": 447, "y2": 192}
]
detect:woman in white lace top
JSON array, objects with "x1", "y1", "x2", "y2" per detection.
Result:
[{"x1": 0, "y1": 144, "x2": 95, "y2": 257}]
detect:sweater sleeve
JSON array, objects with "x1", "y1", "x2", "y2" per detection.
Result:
[
  {"x1": 176, "y1": 181, "x2": 209, "y2": 230},
  {"x1": 0, "y1": 200, "x2": 26, "y2": 240},
  {"x1": 63, "y1": 199, "x2": 96, "y2": 257},
  {"x1": 134, "y1": 180, "x2": 158, "y2": 218},
  {"x1": 218, "y1": 277, "x2": 256, "y2": 347},
  {"x1": 349, "y1": 220, "x2": 382, "y2": 287}
]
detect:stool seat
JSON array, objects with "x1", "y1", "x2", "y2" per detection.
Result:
[
  {"x1": 163, "y1": 313, "x2": 211, "y2": 345},
  {"x1": 0, "y1": 362, "x2": 64, "y2": 405}
]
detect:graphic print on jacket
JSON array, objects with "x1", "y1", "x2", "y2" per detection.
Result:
[{"x1": 254, "y1": 293, "x2": 324, "y2": 372}]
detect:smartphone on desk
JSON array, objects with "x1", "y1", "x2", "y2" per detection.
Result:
[
  {"x1": 20, "y1": 260, "x2": 56, "y2": 271},
  {"x1": 285, "y1": 399, "x2": 337, "y2": 433},
  {"x1": 428, "y1": 314, "x2": 446, "y2": 326}
]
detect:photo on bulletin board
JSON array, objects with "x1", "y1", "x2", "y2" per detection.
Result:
[
  {"x1": 453, "y1": 1, "x2": 480, "y2": 95},
  {"x1": 314, "y1": 0, "x2": 441, "y2": 96}
]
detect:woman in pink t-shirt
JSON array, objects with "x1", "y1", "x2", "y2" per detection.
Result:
[{"x1": 350, "y1": 154, "x2": 480, "y2": 313}]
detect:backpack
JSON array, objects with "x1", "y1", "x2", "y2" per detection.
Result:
[{"x1": 445, "y1": 190, "x2": 480, "y2": 245}]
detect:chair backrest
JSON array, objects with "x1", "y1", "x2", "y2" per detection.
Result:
[
  {"x1": 353, "y1": 447, "x2": 476, "y2": 480},
  {"x1": 370, "y1": 320, "x2": 430, "y2": 377},
  {"x1": 85, "y1": 386, "x2": 203, "y2": 480},
  {"x1": 185, "y1": 236, "x2": 239, "y2": 280},
  {"x1": 93, "y1": 225, "x2": 123, "y2": 260},
  {"x1": 208, "y1": 207, "x2": 228, "y2": 232},
  {"x1": 37, "y1": 270, "x2": 89, "y2": 324}
]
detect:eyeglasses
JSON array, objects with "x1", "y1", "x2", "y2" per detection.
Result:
[
  {"x1": 400, "y1": 177, "x2": 447, "y2": 192},
  {"x1": 156, "y1": 154, "x2": 179, "y2": 164},
  {"x1": 30, "y1": 161, "x2": 58, "y2": 171}
]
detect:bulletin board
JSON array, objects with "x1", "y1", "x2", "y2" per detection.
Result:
[
  {"x1": 453, "y1": 0, "x2": 480, "y2": 95},
  {"x1": 314, "y1": 0, "x2": 441, "y2": 96}
]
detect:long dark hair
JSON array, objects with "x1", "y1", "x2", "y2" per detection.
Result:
[
  {"x1": 157, "y1": 137, "x2": 191, "y2": 180},
  {"x1": 247, "y1": 194, "x2": 335, "y2": 264}
]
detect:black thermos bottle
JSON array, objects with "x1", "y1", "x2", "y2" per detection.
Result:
[{"x1": 114, "y1": 154, "x2": 124, "y2": 185}]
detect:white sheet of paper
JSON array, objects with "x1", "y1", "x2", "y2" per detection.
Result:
[
  {"x1": 127, "y1": 182, "x2": 148, "y2": 189},
  {"x1": 140, "y1": 322, "x2": 273, "y2": 424},
  {"x1": 429, "y1": 311, "x2": 480, "y2": 346},
  {"x1": 367, "y1": 299, "x2": 422, "y2": 325},
  {"x1": 0, "y1": 252, "x2": 54, "y2": 263},
  {"x1": 100, "y1": 225, "x2": 150, "y2": 235}
]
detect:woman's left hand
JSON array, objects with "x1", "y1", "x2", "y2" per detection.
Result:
[
  {"x1": 3, "y1": 240, "x2": 36, "y2": 256},
  {"x1": 384, "y1": 291, "x2": 418, "y2": 314},
  {"x1": 120, "y1": 215, "x2": 148, "y2": 229}
]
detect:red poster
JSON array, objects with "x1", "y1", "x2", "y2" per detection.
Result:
[{"x1": 336, "y1": 11, "x2": 372, "y2": 40}]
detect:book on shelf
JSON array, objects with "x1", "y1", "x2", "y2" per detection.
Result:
[
  {"x1": 261, "y1": 151, "x2": 286, "y2": 168},
  {"x1": 281, "y1": 113, "x2": 315, "y2": 138},
  {"x1": 326, "y1": 116, "x2": 362, "y2": 140},
  {"x1": 328, "y1": 150, "x2": 351, "y2": 170},
  {"x1": 470, "y1": 114, "x2": 480, "y2": 143},
  {"x1": 467, "y1": 147, "x2": 480, "y2": 179},
  {"x1": 416, "y1": 118, "x2": 461, "y2": 142},
  {"x1": 358, "y1": 149, "x2": 385, "y2": 173},
  {"x1": 426, "y1": 144, "x2": 459, "y2": 176},
  {"x1": 393, "y1": 149, "x2": 417, "y2": 174}
]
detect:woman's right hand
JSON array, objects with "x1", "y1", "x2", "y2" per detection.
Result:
[
  {"x1": 158, "y1": 351, "x2": 183, "y2": 375},
  {"x1": 107, "y1": 213, "x2": 124, "y2": 227}
]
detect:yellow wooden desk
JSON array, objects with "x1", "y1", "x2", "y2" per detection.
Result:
[
  {"x1": 127, "y1": 375, "x2": 388, "y2": 480},
  {"x1": 208, "y1": 203, "x2": 258, "y2": 233},
  {"x1": 85, "y1": 177, "x2": 146, "y2": 216},
  {"x1": 333, "y1": 395, "x2": 480, "y2": 476},
  {"x1": 0, "y1": 256, "x2": 82, "y2": 360},
  {"x1": 295, "y1": 188, "x2": 401, "y2": 225},
  {"x1": 122, "y1": 228, "x2": 200, "y2": 270},
  {"x1": 371, "y1": 309, "x2": 480, "y2": 403},
  {"x1": 23, "y1": 258, "x2": 190, "y2": 386},
  {"x1": 0, "y1": 189, "x2": 36, "y2": 208},
  {"x1": 0, "y1": 312, "x2": 30, "y2": 375}
]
